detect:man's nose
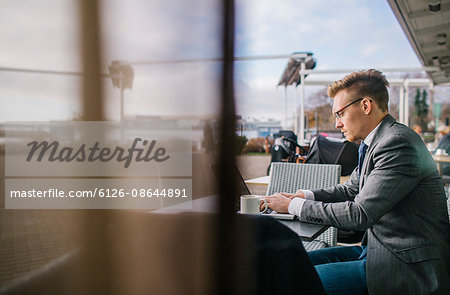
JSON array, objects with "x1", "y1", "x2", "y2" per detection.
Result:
[{"x1": 335, "y1": 118, "x2": 343, "y2": 129}]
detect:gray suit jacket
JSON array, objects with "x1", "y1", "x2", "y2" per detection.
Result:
[{"x1": 301, "y1": 114, "x2": 450, "y2": 294}]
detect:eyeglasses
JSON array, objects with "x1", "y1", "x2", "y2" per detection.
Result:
[{"x1": 333, "y1": 97, "x2": 370, "y2": 119}]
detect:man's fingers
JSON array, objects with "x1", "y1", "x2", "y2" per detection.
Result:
[
  {"x1": 279, "y1": 192, "x2": 293, "y2": 197},
  {"x1": 260, "y1": 199, "x2": 270, "y2": 211},
  {"x1": 268, "y1": 193, "x2": 289, "y2": 198},
  {"x1": 280, "y1": 193, "x2": 296, "y2": 200},
  {"x1": 260, "y1": 194, "x2": 291, "y2": 214}
]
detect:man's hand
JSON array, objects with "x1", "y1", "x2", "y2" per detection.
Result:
[
  {"x1": 262, "y1": 192, "x2": 298, "y2": 213},
  {"x1": 285, "y1": 190, "x2": 306, "y2": 200}
]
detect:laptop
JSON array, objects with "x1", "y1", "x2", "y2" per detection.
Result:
[{"x1": 210, "y1": 164, "x2": 297, "y2": 220}]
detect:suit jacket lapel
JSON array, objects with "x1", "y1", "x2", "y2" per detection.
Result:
[{"x1": 360, "y1": 114, "x2": 397, "y2": 189}]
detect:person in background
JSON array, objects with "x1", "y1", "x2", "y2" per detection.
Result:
[
  {"x1": 435, "y1": 125, "x2": 450, "y2": 148},
  {"x1": 412, "y1": 124, "x2": 422, "y2": 135},
  {"x1": 264, "y1": 70, "x2": 450, "y2": 294},
  {"x1": 412, "y1": 124, "x2": 426, "y2": 142},
  {"x1": 435, "y1": 131, "x2": 450, "y2": 176},
  {"x1": 264, "y1": 135, "x2": 272, "y2": 154}
]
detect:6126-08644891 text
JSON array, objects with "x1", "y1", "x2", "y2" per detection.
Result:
[{"x1": 9, "y1": 188, "x2": 188, "y2": 198}]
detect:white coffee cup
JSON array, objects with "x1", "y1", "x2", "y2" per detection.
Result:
[{"x1": 240, "y1": 195, "x2": 268, "y2": 215}]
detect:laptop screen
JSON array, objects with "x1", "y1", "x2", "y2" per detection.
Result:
[{"x1": 210, "y1": 163, "x2": 251, "y2": 196}]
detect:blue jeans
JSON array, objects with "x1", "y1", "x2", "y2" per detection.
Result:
[{"x1": 308, "y1": 246, "x2": 368, "y2": 295}]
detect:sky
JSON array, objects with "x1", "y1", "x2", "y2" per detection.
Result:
[
  {"x1": 0, "y1": 0, "x2": 433, "y2": 123},
  {"x1": 233, "y1": 0, "x2": 422, "y2": 122}
]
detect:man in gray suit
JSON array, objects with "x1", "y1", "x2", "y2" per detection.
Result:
[{"x1": 265, "y1": 70, "x2": 450, "y2": 294}]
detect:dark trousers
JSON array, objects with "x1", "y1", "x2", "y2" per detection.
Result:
[{"x1": 308, "y1": 246, "x2": 368, "y2": 295}]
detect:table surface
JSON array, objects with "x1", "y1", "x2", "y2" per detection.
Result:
[
  {"x1": 245, "y1": 176, "x2": 270, "y2": 185},
  {"x1": 432, "y1": 155, "x2": 450, "y2": 176},
  {"x1": 433, "y1": 155, "x2": 450, "y2": 163},
  {"x1": 152, "y1": 195, "x2": 327, "y2": 241}
]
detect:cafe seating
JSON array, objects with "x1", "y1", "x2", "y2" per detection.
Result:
[
  {"x1": 266, "y1": 162, "x2": 341, "y2": 251},
  {"x1": 447, "y1": 195, "x2": 450, "y2": 220}
]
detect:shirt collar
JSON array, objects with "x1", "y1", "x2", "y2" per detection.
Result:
[{"x1": 362, "y1": 121, "x2": 382, "y2": 147}]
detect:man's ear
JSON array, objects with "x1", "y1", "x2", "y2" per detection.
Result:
[{"x1": 362, "y1": 98, "x2": 372, "y2": 115}]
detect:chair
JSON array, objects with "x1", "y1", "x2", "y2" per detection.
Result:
[{"x1": 266, "y1": 162, "x2": 341, "y2": 251}]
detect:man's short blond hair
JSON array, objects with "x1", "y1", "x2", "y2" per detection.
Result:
[{"x1": 327, "y1": 69, "x2": 390, "y2": 112}]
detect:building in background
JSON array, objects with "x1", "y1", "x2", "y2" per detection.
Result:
[{"x1": 237, "y1": 117, "x2": 281, "y2": 139}]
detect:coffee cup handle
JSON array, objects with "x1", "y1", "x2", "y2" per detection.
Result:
[{"x1": 260, "y1": 198, "x2": 268, "y2": 214}]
